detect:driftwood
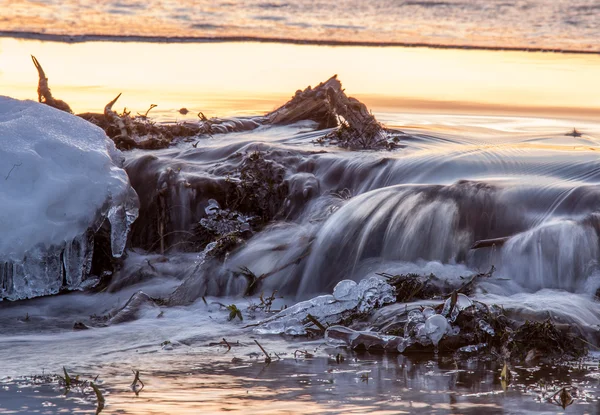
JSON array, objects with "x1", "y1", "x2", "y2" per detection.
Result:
[
  {"x1": 102, "y1": 93, "x2": 170, "y2": 150},
  {"x1": 268, "y1": 74, "x2": 397, "y2": 150},
  {"x1": 267, "y1": 75, "x2": 340, "y2": 128},
  {"x1": 29, "y1": 59, "x2": 396, "y2": 151},
  {"x1": 104, "y1": 93, "x2": 130, "y2": 144},
  {"x1": 80, "y1": 95, "x2": 210, "y2": 150},
  {"x1": 31, "y1": 55, "x2": 73, "y2": 113}
]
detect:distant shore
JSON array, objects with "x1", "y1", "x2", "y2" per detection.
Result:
[{"x1": 1, "y1": 30, "x2": 599, "y2": 55}]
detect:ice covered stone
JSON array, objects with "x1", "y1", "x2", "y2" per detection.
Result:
[
  {"x1": 333, "y1": 279, "x2": 357, "y2": 301},
  {"x1": 255, "y1": 276, "x2": 395, "y2": 335},
  {"x1": 325, "y1": 325, "x2": 358, "y2": 346},
  {"x1": 358, "y1": 276, "x2": 396, "y2": 312},
  {"x1": 397, "y1": 337, "x2": 414, "y2": 353},
  {"x1": 108, "y1": 291, "x2": 156, "y2": 325},
  {"x1": 404, "y1": 309, "x2": 426, "y2": 339},
  {"x1": 424, "y1": 314, "x2": 448, "y2": 346},
  {"x1": 0, "y1": 97, "x2": 139, "y2": 300}
]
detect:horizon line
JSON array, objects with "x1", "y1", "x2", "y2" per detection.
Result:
[{"x1": 1, "y1": 31, "x2": 599, "y2": 56}]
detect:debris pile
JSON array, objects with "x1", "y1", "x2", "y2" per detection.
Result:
[
  {"x1": 268, "y1": 74, "x2": 400, "y2": 150},
  {"x1": 255, "y1": 276, "x2": 395, "y2": 336}
]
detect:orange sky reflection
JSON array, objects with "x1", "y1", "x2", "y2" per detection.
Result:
[{"x1": 1, "y1": 39, "x2": 599, "y2": 121}]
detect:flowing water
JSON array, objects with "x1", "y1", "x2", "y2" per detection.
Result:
[
  {"x1": 2, "y1": 109, "x2": 600, "y2": 413},
  {"x1": 2, "y1": 1, "x2": 600, "y2": 410}
]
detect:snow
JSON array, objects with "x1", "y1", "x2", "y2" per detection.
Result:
[{"x1": 0, "y1": 97, "x2": 138, "y2": 300}]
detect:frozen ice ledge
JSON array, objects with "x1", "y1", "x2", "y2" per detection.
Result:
[{"x1": 0, "y1": 97, "x2": 139, "y2": 300}]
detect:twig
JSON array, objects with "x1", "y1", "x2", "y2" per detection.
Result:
[
  {"x1": 222, "y1": 338, "x2": 232, "y2": 352},
  {"x1": 5, "y1": 162, "x2": 22, "y2": 180},
  {"x1": 254, "y1": 339, "x2": 272, "y2": 363},
  {"x1": 306, "y1": 314, "x2": 326, "y2": 332},
  {"x1": 131, "y1": 370, "x2": 144, "y2": 395},
  {"x1": 137, "y1": 104, "x2": 157, "y2": 118}
]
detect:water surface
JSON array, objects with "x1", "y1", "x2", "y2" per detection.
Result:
[{"x1": 1, "y1": 0, "x2": 600, "y2": 52}]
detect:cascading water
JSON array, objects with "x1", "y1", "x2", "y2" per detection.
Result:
[
  {"x1": 3, "y1": 102, "x2": 600, "y2": 413},
  {"x1": 71, "y1": 115, "x2": 594, "y2": 350},
  {"x1": 113, "y1": 118, "x2": 600, "y2": 312}
]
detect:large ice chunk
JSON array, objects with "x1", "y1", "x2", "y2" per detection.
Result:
[
  {"x1": 0, "y1": 97, "x2": 139, "y2": 300},
  {"x1": 255, "y1": 276, "x2": 395, "y2": 335}
]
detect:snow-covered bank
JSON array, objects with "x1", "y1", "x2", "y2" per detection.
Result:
[{"x1": 0, "y1": 97, "x2": 138, "y2": 300}]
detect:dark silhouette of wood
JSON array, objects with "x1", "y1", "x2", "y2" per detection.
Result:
[
  {"x1": 31, "y1": 55, "x2": 73, "y2": 113},
  {"x1": 267, "y1": 75, "x2": 392, "y2": 149}
]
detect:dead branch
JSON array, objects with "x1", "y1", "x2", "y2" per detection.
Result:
[
  {"x1": 267, "y1": 75, "x2": 395, "y2": 150},
  {"x1": 31, "y1": 55, "x2": 73, "y2": 113},
  {"x1": 254, "y1": 339, "x2": 272, "y2": 363}
]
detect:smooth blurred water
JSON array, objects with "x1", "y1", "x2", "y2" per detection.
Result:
[
  {"x1": 1, "y1": 0, "x2": 599, "y2": 52},
  {"x1": 2, "y1": 114, "x2": 600, "y2": 413}
]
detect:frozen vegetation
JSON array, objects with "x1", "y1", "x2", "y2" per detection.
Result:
[{"x1": 255, "y1": 277, "x2": 395, "y2": 335}]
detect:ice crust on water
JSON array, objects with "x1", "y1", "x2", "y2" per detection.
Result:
[
  {"x1": 0, "y1": 97, "x2": 139, "y2": 300},
  {"x1": 255, "y1": 276, "x2": 395, "y2": 335}
]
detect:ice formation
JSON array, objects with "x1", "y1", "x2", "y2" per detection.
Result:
[
  {"x1": 0, "y1": 97, "x2": 138, "y2": 300},
  {"x1": 324, "y1": 294, "x2": 476, "y2": 353},
  {"x1": 255, "y1": 276, "x2": 395, "y2": 335},
  {"x1": 200, "y1": 199, "x2": 254, "y2": 236},
  {"x1": 441, "y1": 293, "x2": 473, "y2": 322}
]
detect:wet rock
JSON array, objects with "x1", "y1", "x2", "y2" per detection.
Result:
[
  {"x1": 167, "y1": 234, "x2": 246, "y2": 305},
  {"x1": 73, "y1": 321, "x2": 90, "y2": 330}
]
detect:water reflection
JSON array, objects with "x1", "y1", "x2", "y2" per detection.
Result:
[
  {"x1": 2, "y1": 350, "x2": 599, "y2": 414},
  {"x1": 1, "y1": 39, "x2": 600, "y2": 120}
]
